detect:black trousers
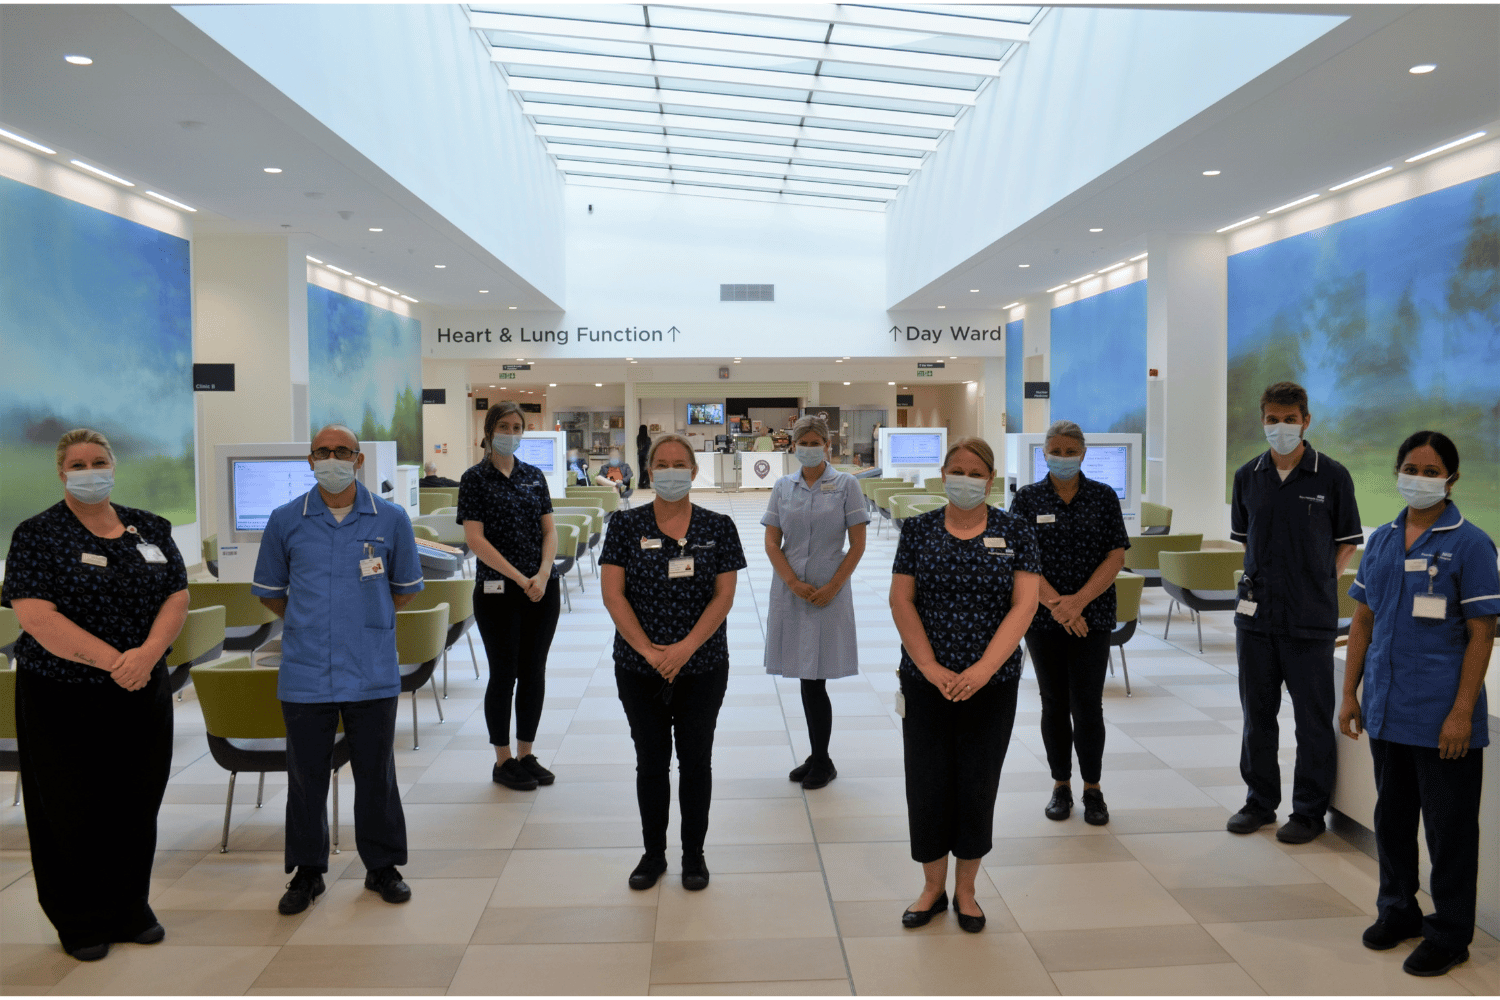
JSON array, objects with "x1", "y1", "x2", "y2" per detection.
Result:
[
  {"x1": 1370, "y1": 737, "x2": 1483, "y2": 950},
  {"x1": 1025, "y1": 629, "x2": 1110, "y2": 783},
  {"x1": 15, "y1": 666, "x2": 172, "y2": 952},
  {"x1": 473, "y1": 575, "x2": 561, "y2": 745},
  {"x1": 901, "y1": 671, "x2": 1019, "y2": 863},
  {"x1": 282, "y1": 696, "x2": 406, "y2": 875},
  {"x1": 615, "y1": 665, "x2": 728, "y2": 857},
  {"x1": 1235, "y1": 629, "x2": 1336, "y2": 822}
]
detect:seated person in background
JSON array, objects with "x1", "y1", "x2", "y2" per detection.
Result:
[
  {"x1": 595, "y1": 449, "x2": 634, "y2": 499},
  {"x1": 566, "y1": 449, "x2": 589, "y2": 486},
  {"x1": 419, "y1": 462, "x2": 460, "y2": 488}
]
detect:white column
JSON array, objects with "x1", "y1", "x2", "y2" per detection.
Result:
[
  {"x1": 622, "y1": 379, "x2": 637, "y2": 451},
  {"x1": 1146, "y1": 232, "x2": 1230, "y2": 538},
  {"x1": 420, "y1": 358, "x2": 470, "y2": 480},
  {"x1": 980, "y1": 355, "x2": 1006, "y2": 441},
  {"x1": 1020, "y1": 295, "x2": 1051, "y2": 432}
]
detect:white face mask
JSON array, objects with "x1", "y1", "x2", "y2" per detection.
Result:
[
  {"x1": 1396, "y1": 473, "x2": 1450, "y2": 510},
  {"x1": 1264, "y1": 421, "x2": 1304, "y2": 455},
  {"x1": 795, "y1": 445, "x2": 826, "y2": 468},
  {"x1": 944, "y1": 474, "x2": 989, "y2": 510},
  {"x1": 312, "y1": 458, "x2": 356, "y2": 494},
  {"x1": 65, "y1": 468, "x2": 114, "y2": 504},
  {"x1": 652, "y1": 468, "x2": 693, "y2": 501},
  {"x1": 490, "y1": 434, "x2": 521, "y2": 457}
]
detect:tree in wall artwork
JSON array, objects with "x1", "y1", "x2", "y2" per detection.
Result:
[
  {"x1": 1050, "y1": 279, "x2": 1148, "y2": 438},
  {"x1": 1226, "y1": 171, "x2": 1499, "y2": 536}
]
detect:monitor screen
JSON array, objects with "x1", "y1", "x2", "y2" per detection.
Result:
[
  {"x1": 517, "y1": 436, "x2": 555, "y2": 472},
  {"x1": 888, "y1": 432, "x2": 944, "y2": 466},
  {"x1": 1031, "y1": 444, "x2": 1130, "y2": 501},
  {"x1": 687, "y1": 402, "x2": 724, "y2": 425},
  {"x1": 232, "y1": 459, "x2": 318, "y2": 532}
]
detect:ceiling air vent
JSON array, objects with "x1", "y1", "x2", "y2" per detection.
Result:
[{"x1": 721, "y1": 284, "x2": 774, "y2": 302}]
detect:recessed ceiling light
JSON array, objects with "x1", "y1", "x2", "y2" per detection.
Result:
[
  {"x1": 69, "y1": 159, "x2": 133, "y2": 186},
  {"x1": 843, "y1": 381, "x2": 851, "y2": 385},
  {"x1": 1267, "y1": 193, "x2": 1320, "y2": 214},
  {"x1": 1408, "y1": 63, "x2": 1437, "y2": 74},
  {"x1": 835, "y1": 359, "x2": 843, "y2": 363},
  {"x1": 434, "y1": 264, "x2": 446, "y2": 268},
  {"x1": 949, "y1": 356, "x2": 957, "y2": 359},
  {"x1": 630, "y1": 359, "x2": 638, "y2": 363},
  {"x1": 1018, "y1": 264, "x2": 1030, "y2": 268},
  {"x1": 368, "y1": 227, "x2": 383, "y2": 232},
  {"x1": 1405, "y1": 131, "x2": 1486, "y2": 163},
  {"x1": 1003, "y1": 302, "x2": 1020, "y2": 309},
  {"x1": 549, "y1": 383, "x2": 557, "y2": 387},
  {"x1": 969, "y1": 289, "x2": 979, "y2": 293},
  {"x1": 733, "y1": 359, "x2": 741, "y2": 363},
  {"x1": 327, "y1": 265, "x2": 352, "y2": 275},
  {"x1": 1097, "y1": 261, "x2": 1127, "y2": 273},
  {"x1": 508, "y1": 305, "x2": 517, "y2": 310},
  {"x1": 305, "y1": 255, "x2": 323, "y2": 264},
  {"x1": 400, "y1": 294, "x2": 419, "y2": 303},
  {"x1": 516, "y1": 358, "x2": 525, "y2": 362},
  {"x1": 263, "y1": 167, "x2": 282, "y2": 174},
  {"x1": 1069, "y1": 274, "x2": 1095, "y2": 284},
  {"x1": 479, "y1": 289, "x2": 489, "y2": 293},
  {"x1": 354, "y1": 276, "x2": 377, "y2": 286},
  {"x1": 64, "y1": 55, "x2": 93, "y2": 66},
  {"x1": 1202, "y1": 170, "x2": 1221, "y2": 176},
  {"x1": 1328, "y1": 166, "x2": 1394, "y2": 192},
  {"x1": 1089, "y1": 227, "x2": 1103, "y2": 233},
  {"x1": 144, "y1": 191, "x2": 196, "y2": 212},
  {"x1": 378, "y1": 286, "x2": 399, "y2": 295},
  {"x1": 1216, "y1": 215, "x2": 1262, "y2": 233},
  {"x1": 0, "y1": 127, "x2": 56, "y2": 154},
  {"x1": 888, "y1": 381, "x2": 896, "y2": 386},
  {"x1": 1129, "y1": 252, "x2": 1149, "y2": 262},
  {"x1": 937, "y1": 305, "x2": 946, "y2": 309},
  {"x1": 594, "y1": 383, "x2": 603, "y2": 387},
  {"x1": 1046, "y1": 284, "x2": 1069, "y2": 293},
  {"x1": 489, "y1": 384, "x2": 496, "y2": 388}
]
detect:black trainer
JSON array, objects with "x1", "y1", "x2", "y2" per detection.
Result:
[
  {"x1": 1275, "y1": 814, "x2": 1324, "y2": 844},
  {"x1": 493, "y1": 757, "x2": 539, "y2": 790},
  {"x1": 1363, "y1": 919, "x2": 1422, "y2": 951},
  {"x1": 788, "y1": 756, "x2": 815, "y2": 783},
  {"x1": 68, "y1": 942, "x2": 109, "y2": 962},
  {"x1": 365, "y1": 866, "x2": 412, "y2": 903},
  {"x1": 1226, "y1": 804, "x2": 1277, "y2": 834},
  {"x1": 132, "y1": 923, "x2": 166, "y2": 945},
  {"x1": 629, "y1": 853, "x2": 668, "y2": 890},
  {"x1": 801, "y1": 758, "x2": 837, "y2": 790},
  {"x1": 682, "y1": 853, "x2": 710, "y2": 891},
  {"x1": 278, "y1": 868, "x2": 325, "y2": 915},
  {"x1": 1081, "y1": 788, "x2": 1109, "y2": 826},
  {"x1": 517, "y1": 754, "x2": 556, "y2": 786},
  {"x1": 1045, "y1": 785, "x2": 1073, "y2": 821},
  {"x1": 1403, "y1": 940, "x2": 1468, "y2": 977}
]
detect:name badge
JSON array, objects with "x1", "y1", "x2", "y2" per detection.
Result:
[
  {"x1": 1412, "y1": 594, "x2": 1446, "y2": 619},
  {"x1": 1036, "y1": 514, "x2": 1056, "y2": 524},
  {"x1": 483, "y1": 579, "x2": 505, "y2": 594},
  {"x1": 894, "y1": 690, "x2": 906, "y2": 719},
  {"x1": 640, "y1": 537, "x2": 663, "y2": 550},
  {"x1": 983, "y1": 537, "x2": 1007, "y2": 548},
  {"x1": 80, "y1": 552, "x2": 107, "y2": 567},
  {"x1": 1404, "y1": 558, "x2": 1427, "y2": 572},
  {"x1": 1237, "y1": 599, "x2": 1258, "y2": 617},
  {"x1": 821, "y1": 484, "x2": 839, "y2": 492},
  {"x1": 668, "y1": 556, "x2": 695, "y2": 579},
  {"x1": 137, "y1": 543, "x2": 168, "y2": 564},
  {"x1": 360, "y1": 556, "x2": 385, "y2": 579}
]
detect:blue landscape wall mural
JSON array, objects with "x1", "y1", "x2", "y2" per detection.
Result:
[
  {"x1": 1005, "y1": 318, "x2": 1024, "y2": 433},
  {"x1": 1226, "y1": 172, "x2": 1499, "y2": 535},
  {"x1": 1049, "y1": 280, "x2": 1148, "y2": 438},
  {"x1": 0, "y1": 175, "x2": 194, "y2": 547},
  {"x1": 307, "y1": 283, "x2": 422, "y2": 462}
]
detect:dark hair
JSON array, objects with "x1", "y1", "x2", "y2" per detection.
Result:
[
  {"x1": 1259, "y1": 381, "x2": 1309, "y2": 417},
  {"x1": 483, "y1": 401, "x2": 525, "y2": 443},
  {"x1": 1394, "y1": 430, "x2": 1459, "y2": 475}
]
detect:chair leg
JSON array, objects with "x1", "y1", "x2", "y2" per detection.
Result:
[
  {"x1": 442, "y1": 648, "x2": 448, "y2": 699},
  {"x1": 1195, "y1": 610, "x2": 1204, "y2": 653},
  {"x1": 430, "y1": 676, "x2": 445, "y2": 722},
  {"x1": 1163, "y1": 602, "x2": 1174, "y2": 641},
  {"x1": 411, "y1": 692, "x2": 421, "y2": 750},
  {"x1": 1107, "y1": 648, "x2": 1115, "y2": 676},
  {"x1": 220, "y1": 772, "x2": 237, "y2": 853},
  {"x1": 467, "y1": 631, "x2": 480, "y2": 678},
  {"x1": 13, "y1": 782, "x2": 20, "y2": 806},
  {"x1": 560, "y1": 575, "x2": 572, "y2": 613},
  {"x1": 1120, "y1": 646, "x2": 1132, "y2": 697},
  {"x1": 576, "y1": 558, "x2": 585, "y2": 592},
  {"x1": 331, "y1": 766, "x2": 341, "y2": 854},
  {"x1": 256, "y1": 772, "x2": 266, "y2": 808}
]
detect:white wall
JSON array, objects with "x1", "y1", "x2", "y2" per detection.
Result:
[{"x1": 886, "y1": 7, "x2": 1343, "y2": 305}]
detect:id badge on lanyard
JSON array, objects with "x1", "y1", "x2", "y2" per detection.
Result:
[
  {"x1": 360, "y1": 542, "x2": 385, "y2": 579},
  {"x1": 668, "y1": 537, "x2": 694, "y2": 579},
  {"x1": 1412, "y1": 564, "x2": 1445, "y2": 619}
]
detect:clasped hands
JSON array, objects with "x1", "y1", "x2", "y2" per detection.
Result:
[
  {"x1": 1045, "y1": 593, "x2": 1089, "y2": 636},
  {"x1": 519, "y1": 573, "x2": 548, "y2": 602},
  {"x1": 788, "y1": 579, "x2": 840, "y2": 608},
  {"x1": 643, "y1": 639, "x2": 697, "y2": 682},
  {"x1": 919, "y1": 661, "x2": 995, "y2": 702},
  {"x1": 101, "y1": 647, "x2": 154, "y2": 691}
]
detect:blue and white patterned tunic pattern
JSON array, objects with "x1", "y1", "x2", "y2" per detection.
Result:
[
  {"x1": 761, "y1": 463, "x2": 870, "y2": 679},
  {"x1": 1009, "y1": 473, "x2": 1131, "y2": 634},
  {"x1": 892, "y1": 506, "x2": 1043, "y2": 688}
]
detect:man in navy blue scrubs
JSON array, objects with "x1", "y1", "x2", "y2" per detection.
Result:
[
  {"x1": 253, "y1": 424, "x2": 425, "y2": 914},
  {"x1": 1228, "y1": 382, "x2": 1362, "y2": 843}
]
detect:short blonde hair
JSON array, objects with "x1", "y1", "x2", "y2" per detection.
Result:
[
  {"x1": 56, "y1": 428, "x2": 115, "y2": 471},
  {"x1": 647, "y1": 433, "x2": 698, "y2": 472},
  {"x1": 790, "y1": 415, "x2": 830, "y2": 446},
  {"x1": 942, "y1": 436, "x2": 995, "y2": 475}
]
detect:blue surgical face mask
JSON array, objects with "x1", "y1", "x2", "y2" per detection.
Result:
[
  {"x1": 1045, "y1": 454, "x2": 1082, "y2": 480},
  {"x1": 652, "y1": 468, "x2": 693, "y2": 502},
  {"x1": 490, "y1": 434, "x2": 521, "y2": 457},
  {"x1": 312, "y1": 458, "x2": 356, "y2": 494},
  {"x1": 944, "y1": 474, "x2": 989, "y2": 510},
  {"x1": 609, "y1": 455, "x2": 621, "y2": 467},
  {"x1": 65, "y1": 468, "x2": 114, "y2": 504},
  {"x1": 1264, "y1": 421, "x2": 1304, "y2": 456},
  {"x1": 795, "y1": 445, "x2": 825, "y2": 468},
  {"x1": 1396, "y1": 473, "x2": 1450, "y2": 510}
]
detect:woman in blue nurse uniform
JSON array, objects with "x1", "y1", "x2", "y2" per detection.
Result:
[{"x1": 1339, "y1": 430, "x2": 1498, "y2": 978}]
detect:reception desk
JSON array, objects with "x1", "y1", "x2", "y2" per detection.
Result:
[{"x1": 741, "y1": 451, "x2": 792, "y2": 489}]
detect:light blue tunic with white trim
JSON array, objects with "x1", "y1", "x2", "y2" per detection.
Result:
[{"x1": 762, "y1": 463, "x2": 870, "y2": 679}]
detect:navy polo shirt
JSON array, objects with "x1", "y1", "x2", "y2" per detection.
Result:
[
  {"x1": 1230, "y1": 443, "x2": 1363, "y2": 639},
  {"x1": 1010, "y1": 473, "x2": 1131, "y2": 635},
  {"x1": 456, "y1": 457, "x2": 556, "y2": 582}
]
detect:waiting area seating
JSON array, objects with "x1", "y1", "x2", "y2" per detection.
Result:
[
  {"x1": 566, "y1": 485, "x2": 620, "y2": 515},
  {"x1": 1123, "y1": 534, "x2": 1203, "y2": 588},
  {"x1": 1159, "y1": 548, "x2": 1246, "y2": 652},
  {"x1": 1109, "y1": 571, "x2": 1146, "y2": 697},
  {"x1": 1139, "y1": 502, "x2": 1173, "y2": 535},
  {"x1": 187, "y1": 581, "x2": 281, "y2": 660},
  {"x1": 165, "y1": 604, "x2": 227, "y2": 699},
  {"x1": 396, "y1": 604, "x2": 449, "y2": 750},
  {"x1": 419, "y1": 488, "x2": 459, "y2": 515},
  {"x1": 1, "y1": 655, "x2": 16, "y2": 805},
  {"x1": 401, "y1": 580, "x2": 480, "y2": 697}
]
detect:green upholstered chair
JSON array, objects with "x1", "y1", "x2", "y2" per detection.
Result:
[
  {"x1": 419, "y1": 488, "x2": 459, "y2": 515},
  {"x1": 0, "y1": 607, "x2": 18, "y2": 659},
  {"x1": 567, "y1": 486, "x2": 620, "y2": 515},
  {"x1": 192, "y1": 656, "x2": 350, "y2": 853},
  {"x1": 859, "y1": 478, "x2": 903, "y2": 511},
  {"x1": 0, "y1": 655, "x2": 16, "y2": 804},
  {"x1": 403, "y1": 580, "x2": 480, "y2": 696},
  {"x1": 924, "y1": 477, "x2": 947, "y2": 494},
  {"x1": 412, "y1": 513, "x2": 471, "y2": 575},
  {"x1": 1337, "y1": 569, "x2": 1359, "y2": 636},
  {"x1": 165, "y1": 604, "x2": 227, "y2": 699},
  {"x1": 551, "y1": 500, "x2": 605, "y2": 561},
  {"x1": 411, "y1": 523, "x2": 439, "y2": 541},
  {"x1": 907, "y1": 499, "x2": 945, "y2": 518},
  {"x1": 870, "y1": 485, "x2": 915, "y2": 536},
  {"x1": 201, "y1": 533, "x2": 220, "y2": 577},
  {"x1": 1140, "y1": 502, "x2": 1173, "y2": 535},
  {"x1": 1122, "y1": 534, "x2": 1203, "y2": 587},
  {"x1": 188, "y1": 581, "x2": 281, "y2": 657},
  {"x1": 553, "y1": 523, "x2": 580, "y2": 613},
  {"x1": 396, "y1": 605, "x2": 449, "y2": 750},
  {"x1": 553, "y1": 513, "x2": 595, "y2": 580},
  {"x1": 1109, "y1": 572, "x2": 1146, "y2": 697},
  {"x1": 888, "y1": 493, "x2": 935, "y2": 528},
  {"x1": 1158, "y1": 549, "x2": 1245, "y2": 652}
]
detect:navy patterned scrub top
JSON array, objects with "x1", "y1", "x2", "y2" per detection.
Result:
[
  {"x1": 2, "y1": 502, "x2": 188, "y2": 684},
  {"x1": 456, "y1": 457, "x2": 557, "y2": 582},
  {"x1": 892, "y1": 506, "x2": 1043, "y2": 687},
  {"x1": 1009, "y1": 473, "x2": 1131, "y2": 635},
  {"x1": 599, "y1": 503, "x2": 747, "y2": 677}
]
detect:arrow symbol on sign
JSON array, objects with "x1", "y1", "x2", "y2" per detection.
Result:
[
  {"x1": 668, "y1": 326, "x2": 679, "y2": 342},
  {"x1": 889, "y1": 325, "x2": 900, "y2": 341}
]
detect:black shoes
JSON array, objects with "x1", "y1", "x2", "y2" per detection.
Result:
[
  {"x1": 278, "y1": 868, "x2": 326, "y2": 915},
  {"x1": 901, "y1": 890, "x2": 949, "y2": 928},
  {"x1": 682, "y1": 853, "x2": 711, "y2": 891},
  {"x1": 132, "y1": 923, "x2": 166, "y2": 945},
  {"x1": 68, "y1": 942, "x2": 110, "y2": 962},
  {"x1": 953, "y1": 896, "x2": 986, "y2": 934},
  {"x1": 1275, "y1": 815, "x2": 1325, "y2": 844},
  {"x1": 1045, "y1": 785, "x2": 1073, "y2": 821},
  {"x1": 365, "y1": 866, "x2": 412, "y2": 903},
  {"x1": 629, "y1": 853, "x2": 668, "y2": 890},
  {"x1": 1363, "y1": 919, "x2": 1422, "y2": 951},
  {"x1": 1403, "y1": 940, "x2": 1469, "y2": 977},
  {"x1": 517, "y1": 754, "x2": 556, "y2": 786},
  {"x1": 1081, "y1": 788, "x2": 1109, "y2": 826},
  {"x1": 801, "y1": 758, "x2": 838, "y2": 790},
  {"x1": 1226, "y1": 804, "x2": 1277, "y2": 834},
  {"x1": 789, "y1": 756, "x2": 815, "y2": 782},
  {"x1": 493, "y1": 757, "x2": 539, "y2": 790}
]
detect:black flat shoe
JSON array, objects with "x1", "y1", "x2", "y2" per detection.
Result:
[
  {"x1": 517, "y1": 754, "x2": 556, "y2": 786},
  {"x1": 953, "y1": 896, "x2": 986, "y2": 933},
  {"x1": 493, "y1": 757, "x2": 539, "y2": 790},
  {"x1": 629, "y1": 853, "x2": 667, "y2": 890},
  {"x1": 1275, "y1": 815, "x2": 1324, "y2": 844},
  {"x1": 789, "y1": 756, "x2": 815, "y2": 782},
  {"x1": 1045, "y1": 785, "x2": 1073, "y2": 821},
  {"x1": 278, "y1": 868, "x2": 325, "y2": 915},
  {"x1": 682, "y1": 853, "x2": 710, "y2": 891},
  {"x1": 1363, "y1": 919, "x2": 1422, "y2": 951},
  {"x1": 132, "y1": 923, "x2": 166, "y2": 945},
  {"x1": 801, "y1": 758, "x2": 837, "y2": 790},
  {"x1": 1226, "y1": 804, "x2": 1277, "y2": 834},
  {"x1": 68, "y1": 943, "x2": 109, "y2": 962},
  {"x1": 1404, "y1": 940, "x2": 1468, "y2": 977},
  {"x1": 901, "y1": 890, "x2": 949, "y2": 928},
  {"x1": 364, "y1": 866, "x2": 412, "y2": 904},
  {"x1": 1082, "y1": 788, "x2": 1109, "y2": 826}
]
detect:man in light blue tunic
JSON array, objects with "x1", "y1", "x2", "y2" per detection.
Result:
[{"x1": 762, "y1": 415, "x2": 869, "y2": 789}]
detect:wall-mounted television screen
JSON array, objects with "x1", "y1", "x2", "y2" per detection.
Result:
[
  {"x1": 1031, "y1": 444, "x2": 1129, "y2": 501},
  {"x1": 517, "y1": 436, "x2": 556, "y2": 473},
  {"x1": 888, "y1": 432, "x2": 944, "y2": 466},
  {"x1": 687, "y1": 402, "x2": 725, "y2": 425}
]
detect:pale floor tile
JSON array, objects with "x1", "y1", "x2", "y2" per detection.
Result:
[
  {"x1": 650, "y1": 937, "x2": 847, "y2": 985},
  {"x1": 842, "y1": 931, "x2": 1058, "y2": 995},
  {"x1": 649, "y1": 978, "x2": 851, "y2": 995},
  {"x1": 1022, "y1": 923, "x2": 1232, "y2": 972},
  {"x1": 1170, "y1": 881, "x2": 1367, "y2": 923},
  {"x1": 1116, "y1": 829, "x2": 1324, "y2": 888},
  {"x1": 986, "y1": 860, "x2": 1196, "y2": 932},
  {"x1": 1086, "y1": 767, "x2": 1221, "y2": 811},
  {"x1": 488, "y1": 847, "x2": 660, "y2": 908},
  {"x1": 399, "y1": 802, "x2": 532, "y2": 850},
  {"x1": 1, "y1": 876, "x2": 57, "y2": 945},
  {"x1": 0, "y1": 942, "x2": 77, "y2": 990},
  {"x1": 1049, "y1": 961, "x2": 1265, "y2": 995},
  {"x1": 835, "y1": 896, "x2": 1021, "y2": 937},
  {"x1": 1448, "y1": 928, "x2": 1500, "y2": 995},
  {"x1": 1291, "y1": 849, "x2": 1384, "y2": 915},
  {"x1": 654, "y1": 871, "x2": 836, "y2": 941},
  {"x1": 285, "y1": 877, "x2": 494, "y2": 946},
  {"x1": 470, "y1": 904, "x2": 656, "y2": 944},
  {"x1": 155, "y1": 852, "x2": 353, "y2": 911},
  {"x1": 448, "y1": 942, "x2": 653, "y2": 995},
  {"x1": 49, "y1": 944, "x2": 280, "y2": 995},
  {"x1": 250, "y1": 943, "x2": 468, "y2": 991}
]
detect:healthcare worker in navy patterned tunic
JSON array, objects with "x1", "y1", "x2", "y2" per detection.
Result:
[
  {"x1": 3, "y1": 429, "x2": 189, "y2": 962},
  {"x1": 600, "y1": 434, "x2": 746, "y2": 894},
  {"x1": 1339, "y1": 431, "x2": 1498, "y2": 978},
  {"x1": 252, "y1": 424, "x2": 424, "y2": 917},
  {"x1": 891, "y1": 437, "x2": 1041, "y2": 933},
  {"x1": 762, "y1": 415, "x2": 869, "y2": 790}
]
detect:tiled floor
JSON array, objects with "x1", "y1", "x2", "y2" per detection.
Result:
[{"x1": 3, "y1": 491, "x2": 1497, "y2": 995}]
